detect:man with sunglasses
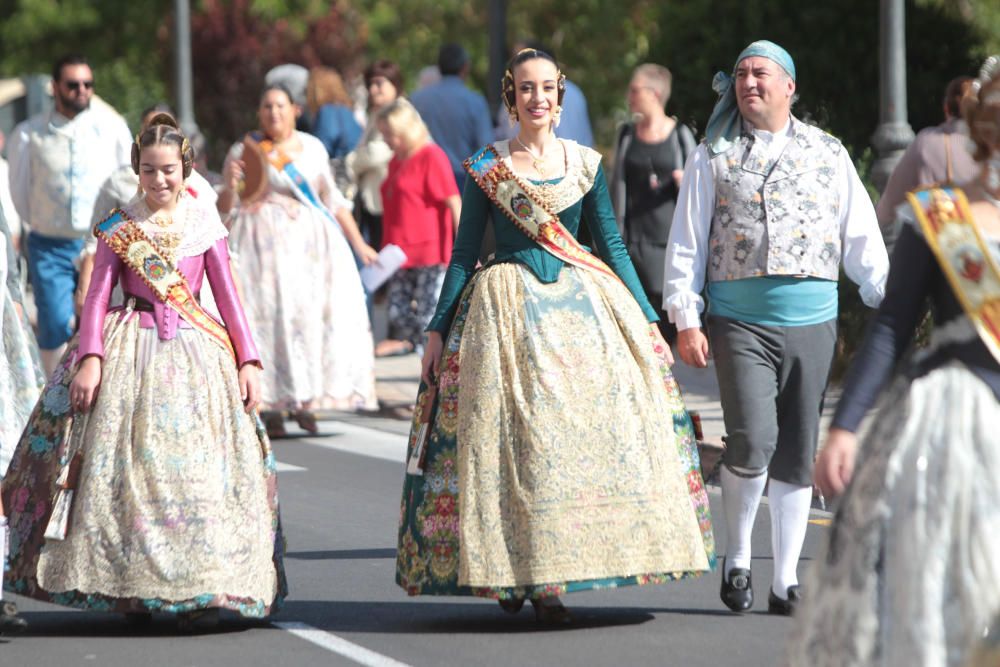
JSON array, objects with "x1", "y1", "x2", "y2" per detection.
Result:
[{"x1": 7, "y1": 54, "x2": 131, "y2": 374}]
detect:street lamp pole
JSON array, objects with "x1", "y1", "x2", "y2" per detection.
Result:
[
  {"x1": 487, "y1": 0, "x2": 507, "y2": 117},
  {"x1": 871, "y1": 0, "x2": 914, "y2": 192},
  {"x1": 174, "y1": 0, "x2": 200, "y2": 137}
]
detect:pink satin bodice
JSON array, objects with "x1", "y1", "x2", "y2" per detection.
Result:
[{"x1": 77, "y1": 238, "x2": 261, "y2": 367}]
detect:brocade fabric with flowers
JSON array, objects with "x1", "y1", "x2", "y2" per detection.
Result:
[
  {"x1": 396, "y1": 263, "x2": 715, "y2": 598},
  {"x1": 224, "y1": 134, "x2": 377, "y2": 411},
  {"x1": 2, "y1": 219, "x2": 287, "y2": 616}
]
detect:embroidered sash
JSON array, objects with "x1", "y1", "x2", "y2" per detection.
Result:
[
  {"x1": 463, "y1": 144, "x2": 619, "y2": 281},
  {"x1": 907, "y1": 186, "x2": 1000, "y2": 363},
  {"x1": 95, "y1": 210, "x2": 236, "y2": 361},
  {"x1": 246, "y1": 131, "x2": 340, "y2": 227}
]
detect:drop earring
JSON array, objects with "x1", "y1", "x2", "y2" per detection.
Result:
[{"x1": 551, "y1": 105, "x2": 563, "y2": 129}]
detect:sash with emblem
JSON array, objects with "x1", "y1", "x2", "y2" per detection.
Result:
[
  {"x1": 907, "y1": 186, "x2": 1000, "y2": 363},
  {"x1": 244, "y1": 131, "x2": 342, "y2": 228},
  {"x1": 463, "y1": 144, "x2": 620, "y2": 282},
  {"x1": 95, "y1": 209, "x2": 236, "y2": 361}
]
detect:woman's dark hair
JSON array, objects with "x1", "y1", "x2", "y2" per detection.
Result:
[
  {"x1": 502, "y1": 48, "x2": 566, "y2": 113},
  {"x1": 260, "y1": 83, "x2": 296, "y2": 106},
  {"x1": 131, "y1": 113, "x2": 194, "y2": 179},
  {"x1": 364, "y1": 60, "x2": 404, "y2": 97}
]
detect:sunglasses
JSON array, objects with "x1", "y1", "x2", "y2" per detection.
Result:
[{"x1": 64, "y1": 80, "x2": 94, "y2": 91}]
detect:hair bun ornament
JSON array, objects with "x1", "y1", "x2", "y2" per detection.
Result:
[
  {"x1": 973, "y1": 55, "x2": 1000, "y2": 96},
  {"x1": 147, "y1": 112, "x2": 180, "y2": 130}
]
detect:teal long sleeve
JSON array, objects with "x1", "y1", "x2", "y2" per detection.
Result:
[{"x1": 426, "y1": 164, "x2": 658, "y2": 333}]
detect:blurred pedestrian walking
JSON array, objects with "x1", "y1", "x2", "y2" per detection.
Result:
[
  {"x1": 346, "y1": 60, "x2": 404, "y2": 253},
  {"x1": 7, "y1": 54, "x2": 132, "y2": 375},
  {"x1": 411, "y1": 43, "x2": 493, "y2": 190},
  {"x1": 876, "y1": 76, "x2": 979, "y2": 251},
  {"x1": 374, "y1": 99, "x2": 460, "y2": 358},
  {"x1": 307, "y1": 66, "x2": 362, "y2": 161},
  {"x1": 219, "y1": 84, "x2": 378, "y2": 436},
  {"x1": 0, "y1": 201, "x2": 43, "y2": 637},
  {"x1": 611, "y1": 63, "x2": 696, "y2": 344}
]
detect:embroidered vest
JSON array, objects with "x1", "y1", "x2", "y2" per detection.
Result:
[{"x1": 708, "y1": 120, "x2": 843, "y2": 282}]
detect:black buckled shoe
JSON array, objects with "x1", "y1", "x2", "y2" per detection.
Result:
[
  {"x1": 720, "y1": 560, "x2": 753, "y2": 612},
  {"x1": 767, "y1": 585, "x2": 801, "y2": 616},
  {"x1": 0, "y1": 601, "x2": 28, "y2": 636}
]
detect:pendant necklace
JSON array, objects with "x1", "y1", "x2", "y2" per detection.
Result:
[{"x1": 515, "y1": 136, "x2": 552, "y2": 179}]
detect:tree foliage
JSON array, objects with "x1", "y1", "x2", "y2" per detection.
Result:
[
  {"x1": 0, "y1": 0, "x2": 997, "y2": 165},
  {"x1": 188, "y1": 0, "x2": 366, "y2": 165},
  {"x1": 0, "y1": 0, "x2": 168, "y2": 127}
]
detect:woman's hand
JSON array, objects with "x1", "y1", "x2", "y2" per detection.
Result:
[
  {"x1": 650, "y1": 323, "x2": 674, "y2": 365},
  {"x1": 353, "y1": 240, "x2": 380, "y2": 266},
  {"x1": 224, "y1": 158, "x2": 245, "y2": 194},
  {"x1": 238, "y1": 363, "x2": 261, "y2": 413},
  {"x1": 421, "y1": 332, "x2": 444, "y2": 386},
  {"x1": 814, "y1": 428, "x2": 859, "y2": 498},
  {"x1": 70, "y1": 356, "x2": 102, "y2": 413}
]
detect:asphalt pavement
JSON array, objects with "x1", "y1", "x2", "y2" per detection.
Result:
[{"x1": 1, "y1": 352, "x2": 835, "y2": 667}]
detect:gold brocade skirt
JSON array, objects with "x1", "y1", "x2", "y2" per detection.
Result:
[
  {"x1": 396, "y1": 262, "x2": 713, "y2": 596},
  {"x1": 3, "y1": 311, "x2": 286, "y2": 616}
]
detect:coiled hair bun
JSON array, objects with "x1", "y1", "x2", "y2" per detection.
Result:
[{"x1": 131, "y1": 112, "x2": 194, "y2": 179}]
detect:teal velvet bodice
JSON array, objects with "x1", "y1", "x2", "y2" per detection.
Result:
[{"x1": 427, "y1": 164, "x2": 657, "y2": 333}]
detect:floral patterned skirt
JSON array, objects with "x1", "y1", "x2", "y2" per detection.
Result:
[
  {"x1": 396, "y1": 263, "x2": 715, "y2": 599},
  {"x1": 2, "y1": 312, "x2": 288, "y2": 616},
  {"x1": 786, "y1": 363, "x2": 1000, "y2": 666},
  {"x1": 0, "y1": 290, "x2": 44, "y2": 477},
  {"x1": 229, "y1": 192, "x2": 377, "y2": 411}
]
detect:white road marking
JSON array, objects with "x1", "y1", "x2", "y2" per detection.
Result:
[
  {"x1": 273, "y1": 621, "x2": 412, "y2": 667},
  {"x1": 275, "y1": 461, "x2": 307, "y2": 472},
  {"x1": 303, "y1": 420, "x2": 408, "y2": 463}
]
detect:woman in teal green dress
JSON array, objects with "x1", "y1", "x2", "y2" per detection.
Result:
[{"x1": 395, "y1": 48, "x2": 714, "y2": 623}]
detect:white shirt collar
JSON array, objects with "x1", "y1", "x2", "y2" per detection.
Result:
[{"x1": 747, "y1": 116, "x2": 793, "y2": 144}]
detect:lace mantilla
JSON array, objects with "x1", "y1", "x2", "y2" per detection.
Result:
[
  {"x1": 119, "y1": 191, "x2": 228, "y2": 261},
  {"x1": 494, "y1": 139, "x2": 603, "y2": 214}
]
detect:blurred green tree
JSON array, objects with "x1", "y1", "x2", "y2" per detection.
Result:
[{"x1": 0, "y1": 0, "x2": 168, "y2": 128}]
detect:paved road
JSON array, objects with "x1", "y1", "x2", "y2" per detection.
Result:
[{"x1": 2, "y1": 400, "x2": 833, "y2": 667}]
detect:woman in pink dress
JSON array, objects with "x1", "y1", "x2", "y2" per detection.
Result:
[{"x1": 2, "y1": 115, "x2": 286, "y2": 631}]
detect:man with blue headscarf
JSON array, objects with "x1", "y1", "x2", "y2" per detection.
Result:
[{"x1": 663, "y1": 41, "x2": 889, "y2": 615}]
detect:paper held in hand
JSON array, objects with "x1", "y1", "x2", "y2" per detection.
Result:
[{"x1": 360, "y1": 244, "x2": 407, "y2": 292}]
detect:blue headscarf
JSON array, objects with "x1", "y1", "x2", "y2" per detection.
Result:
[{"x1": 704, "y1": 40, "x2": 796, "y2": 157}]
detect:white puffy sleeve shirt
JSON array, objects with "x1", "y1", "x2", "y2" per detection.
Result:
[{"x1": 662, "y1": 122, "x2": 889, "y2": 331}]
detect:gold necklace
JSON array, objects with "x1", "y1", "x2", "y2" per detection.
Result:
[
  {"x1": 149, "y1": 212, "x2": 174, "y2": 228},
  {"x1": 515, "y1": 136, "x2": 555, "y2": 179}
]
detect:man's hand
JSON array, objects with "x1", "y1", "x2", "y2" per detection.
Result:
[{"x1": 677, "y1": 327, "x2": 709, "y2": 368}]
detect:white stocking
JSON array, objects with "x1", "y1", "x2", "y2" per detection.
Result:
[
  {"x1": 720, "y1": 465, "x2": 767, "y2": 575},
  {"x1": 768, "y1": 478, "x2": 812, "y2": 599}
]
